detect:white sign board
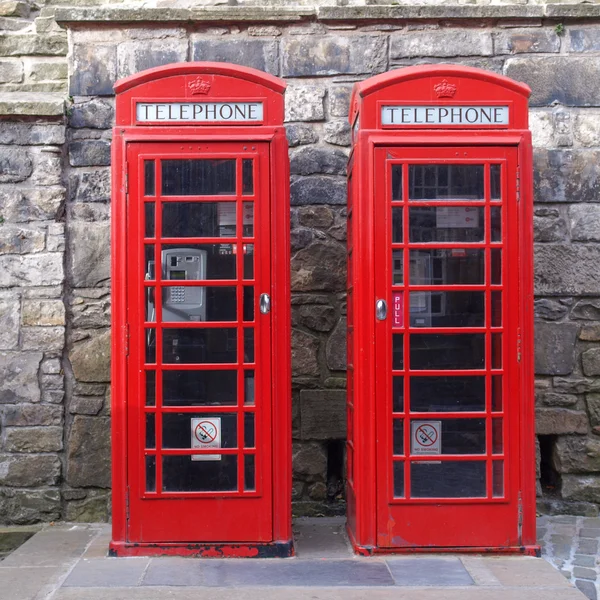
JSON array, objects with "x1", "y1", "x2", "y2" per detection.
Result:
[
  {"x1": 381, "y1": 105, "x2": 509, "y2": 126},
  {"x1": 411, "y1": 420, "x2": 441, "y2": 455},
  {"x1": 191, "y1": 417, "x2": 221, "y2": 461},
  {"x1": 137, "y1": 102, "x2": 264, "y2": 123},
  {"x1": 436, "y1": 206, "x2": 479, "y2": 228}
]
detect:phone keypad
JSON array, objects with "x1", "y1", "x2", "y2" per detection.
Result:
[{"x1": 170, "y1": 287, "x2": 185, "y2": 303}]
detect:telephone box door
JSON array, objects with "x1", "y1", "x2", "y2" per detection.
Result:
[
  {"x1": 126, "y1": 141, "x2": 272, "y2": 543},
  {"x1": 374, "y1": 145, "x2": 521, "y2": 548}
]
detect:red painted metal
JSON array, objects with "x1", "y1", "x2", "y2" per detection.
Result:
[
  {"x1": 111, "y1": 63, "x2": 291, "y2": 556},
  {"x1": 347, "y1": 65, "x2": 536, "y2": 554}
]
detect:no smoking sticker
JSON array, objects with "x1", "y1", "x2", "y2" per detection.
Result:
[
  {"x1": 411, "y1": 420, "x2": 441, "y2": 455},
  {"x1": 191, "y1": 417, "x2": 221, "y2": 462}
]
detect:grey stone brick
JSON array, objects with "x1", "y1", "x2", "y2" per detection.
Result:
[
  {"x1": 300, "y1": 390, "x2": 346, "y2": 440},
  {"x1": 69, "y1": 329, "x2": 111, "y2": 383},
  {"x1": 563, "y1": 475, "x2": 600, "y2": 504},
  {"x1": 117, "y1": 38, "x2": 188, "y2": 79},
  {"x1": 0, "y1": 292, "x2": 20, "y2": 350},
  {"x1": 293, "y1": 442, "x2": 327, "y2": 478},
  {"x1": 568, "y1": 28, "x2": 600, "y2": 52},
  {"x1": 572, "y1": 300, "x2": 600, "y2": 321},
  {"x1": 0, "y1": 59, "x2": 22, "y2": 83},
  {"x1": 69, "y1": 99, "x2": 113, "y2": 129},
  {"x1": 329, "y1": 84, "x2": 353, "y2": 118},
  {"x1": 0, "y1": 352, "x2": 42, "y2": 404},
  {"x1": 583, "y1": 348, "x2": 600, "y2": 377},
  {"x1": 540, "y1": 392, "x2": 577, "y2": 407},
  {"x1": 286, "y1": 123, "x2": 318, "y2": 148},
  {"x1": 494, "y1": 28, "x2": 560, "y2": 55},
  {"x1": 536, "y1": 408, "x2": 589, "y2": 436},
  {"x1": 1, "y1": 404, "x2": 63, "y2": 427},
  {"x1": 294, "y1": 303, "x2": 336, "y2": 333},
  {"x1": 291, "y1": 176, "x2": 346, "y2": 206},
  {"x1": 0, "y1": 147, "x2": 32, "y2": 183},
  {"x1": 574, "y1": 112, "x2": 600, "y2": 147},
  {"x1": 588, "y1": 394, "x2": 600, "y2": 428},
  {"x1": 553, "y1": 436, "x2": 600, "y2": 473},
  {"x1": 0, "y1": 253, "x2": 64, "y2": 287},
  {"x1": 0, "y1": 187, "x2": 65, "y2": 223},
  {"x1": 297, "y1": 206, "x2": 335, "y2": 229},
  {"x1": 66, "y1": 416, "x2": 111, "y2": 488},
  {"x1": 67, "y1": 221, "x2": 110, "y2": 288},
  {"x1": 30, "y1": 151, "x2": 62, "y2": 186},
  {"x1": 0, "y1": 123, "x2": 65, "y2": 146},
  {"x1": 0, "y1": 33, "x2": 66, "y2": 56},
  {"x1": 285, "y1": 85, "x2": 325, "y2": 122},
  {"x1": 534, "y1": 298, "x2": 570, "y2": 321},
  {"x1": 70, "y1": 44, "x2": 117, "y2": 96},
  {"x1": 534, "y1": 322, "x2": 578, "y2": 375},
  {"x1": 69, "y1": 140, "x2": 111, "y2": 167},
  {"x1": 391, "y1": 29, "x2": 493, "y2": 58},
  {"x1": 291, "y1": 146, "x2": 347, "y2": 176},
  {"x1": 324, "y1": 121, "x2": 351, "y2": 147},
  {"x1": 69, "y1": 396, "x2": 103, "y2": 416},
  {"x1": 533, "y1": 208, "x2": 568, "y2": 243},
  {"x1": 570, "y1": 204, "x2": 600, "y2": 242},
  {"x1": 291, "y1": 240, "x2": 346, "y2": 292},
  {"x1": 291, "y1": 329, "x2": 319, "y2": 377},
  {"x1": 534, "y1": 245, "x2": 600, "y2": 295},
  {"x1": 21, "y1": 326, "x2": 64, "y2": 353},
  {"x1": 70, "y1": 168, "x2": 111, "y2": 203},
  {"x1": 3, "y1": 427, "x2": 63, "y2": 453},
  {"x1": 326, "y1": 318, "x2": 347, "y2": 371},
  {"x1": 0, "y1": 454, "x2": 61, "y2": 487}
]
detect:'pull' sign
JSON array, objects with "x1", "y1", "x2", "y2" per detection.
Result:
[{"x1": 137, "y1": 102, "x2": 264, "y2": 123}]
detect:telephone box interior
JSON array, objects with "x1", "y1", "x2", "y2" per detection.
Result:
[{"x1": 346, "y1": 65, "x2": 537, "y2": 555}]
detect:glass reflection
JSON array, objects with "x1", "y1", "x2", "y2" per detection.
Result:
[
  {"x1": 409, "y1": 207, "x2": 484, "y2": 243},
  {"x1": 410, "y1": 376, "x2": 485, "y2": 412},
  {"x1": 163, "y1": 370, "x2": 237, "y2": 406},
  {"x1": 409, "y1": 249, "x2": 484, "y2": 286},
  {"x1": 411, "y1": 461, "x2": 486, "y2": 498},
  {"x1": 410, "y1": 333, "x2": 485, "y2": 370},
  {"x1": 409, "y1": 165, "x2": 484, "y2": 200},
  {"x1": 162, "y1": 159, "x2": 235, "y2": 196},
  {"x1": 410, "y1": 291, "x2": 484, "y2": 328}
]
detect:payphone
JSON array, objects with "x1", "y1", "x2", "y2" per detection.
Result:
[
  {"x1": 346, "y1": 65, "x2": 537, "y2": 555},
  {"x1": 110, "y1": 63, "x2": 291, "y2": 557}
]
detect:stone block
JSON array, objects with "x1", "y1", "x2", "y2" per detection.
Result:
[
  {"x1": 70, "y1": 292, "x2": 111, "y2": 329},
  {"x1": 534, "y1": 245, "x2": 600, "y2": 295},
  {"x1": 21, "y1": 327, "x2": 64, "y2": 353},
  {"x1": 0, "y1": 488, "x2": 60, "y2": 525},
  {"x1": 3, "y1": 427, "x2": 63, "y2": 453},
  {"x1": 324, "y1": 121, "x2": 351, "y2": 147},
  {"x1": 294, "y1": 304, "x2": 336, "y2": 332},
  {"x1": 0, "y1": 252, "x2": 64, "y2": 288},
  {"x1": 534, "y1": 298, "x2": 570, "y2": 321},
  {"x1": 69, "y1": 396, "x2": 103, "y2": 416},
  {"x1": 69, "y1": 99, "x2": 113, "y2": 130},
  {"x1": 292, "y1": 442, "x2": 327, "y2": 478},
  {"x1": 285, "y1": 85, "x2": 325, "y2": 122},
  {"x1": 536, "y1": 408, "x2": 588, "y2": 435},
  {"x1": 0, "y1": 187, "x2": 65, "y2": 222},
  {"x1": 562, "y1": 475, "x2": 600, "y2": 503},
  {"x1": 587, "y1": 394, "x2": 600, "y2": 427},
  {"x1": 191, "y1": 38, "x2": 279, "y2": 76},
  {"x1": 505, "y1": 57, "x2": 600, "y2": 106},
  {"x1": 0, "y1": 351, "x2": 41, "y2": 404},
  {"x1": 290, "y1": 146, "x2": 347, "y2": 176},
  {"x1": 580, "y1": 325, "x2": 600, "y2": 342},
  {"x1": 534, "y1": 149, "x2": 600, "y2": 204},
  {"x1": 291, "y1": 227, "x2": 319, "y2": 253},
  {"x1": 282, "y1": 35, "x2": 386, "y2": 77},
  {"x1": 540, "y1": 392, "x2": 578, "y2": 407},
  {"x1": 572, "y1": 300, "x2": 600, "y2": 321},
  {"x1": 30, "y1": 151, "x2": 62, "y2": 186},
  {"x1": 0, "y1": 33, "x2": 67, "y2": 56},
  {"x1": 0, "y1": 292, "x2": 20, "y2": 350},
  {"x1": 529, "y1": 111, "x2": 553, "y2": 148},
  {"x1": 568, "y1": 28, "x2": 600, "y2": 52},
  {"x1": 554, "y1": 378, "x2": 600, "y2": 395},
  {"x1": 21, "y1": 299, "x2": 65, "y2": 327},
  {"x1": 1, "y1": 404, "x2": 63, "y2": 426},
  {"x1": 533, "y1": 208, "x2": 568, "y2": 243},
  {"x1": 66, "y1": 416, "x2": 111, "y2": 488},
  {"x1": 286, "y1": 123, "x2": 318, "y2": 148},
  {"x1": 69, "y1": 140, "x2": 111, "y2": 167},
  {"x1": 70, "y1": 43, "x2": 117, "y2": 96},
  {"x1": 291, "y1": 328, "x2": 319, "y2": 377},
  {"x1": 583, "y1": 348, "x2": 600, "y2": 377},
  {"x1": 0, "y1": 59, "x2": 22, "y2": 83},
  {"x1": 0, "y1": 146, "x2": 32, "y2": 183},
  {"x1": 118, "y1": 38, "x2": 188, "y2": 79},
  {"x1": 494, "y1": 28, "x2": 560, "y2": 55},
  {"x1": 326, "y1": 318, "x2": 346, "y2": 371},
  {"x1": 534, "y1": 322, "x2": 578, "y2": 375},
  {"x1": 553, "y1": 436, "x2": 600, "y2": 473},
  {"x1": 70, "y1": 168, "x2": 111, "y2": 203},
  {"x1": 297, "y1": 206, "x2": 335, "y2": 229},
  {"x1": 0, "y1": 1, "x2": 29, "y2": 18},
  {"x1": 300, "y1": 389, "x2": 345, "y2": 440},
  {"x1": 0, "y1": 453, "x2": 61, "y2": 487},
  {"x1": 0, "y1": 224, "x2": 45, "y2": 255},
  {"x1": 329, "y1": 84, "x2": 353, "y2": 118},
  {"x1": 67, "y1": 221, "x2": 110, "y2": 288},
  {"x1": 574, "y1": 112, "x2": 600, "y2": 147},
  {"x1": 69, "y1": 329, "x2": 111, "y2": 383},
  {"x1": 26, "y1": 59, "x2": 67, "y2": 83},
  {"x1": 0, "y1": 16, "x2": 29, "y2": 31},
  {"x1": 290, "y1": 176, "x2": 346, "y2": 206},
  {"x1": 64, "y1": 490, "x2": 110, "y2": 522},
  {"x1": 0, "y1": 123, "x2": 65, "y2": 146},
  {"x1": 391, "y1": 30, "x2": 493, "y2": 58},
  {"x1": 570, "y1": 204, "x2": 600, "y2": 242},
  {"x1": 291, "y1": 240, "x2": 346, "y2": 292}
]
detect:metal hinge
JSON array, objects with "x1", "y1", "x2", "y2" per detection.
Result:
[
  {"x1": 517, "y1": 491, "x2": 523, "y2": 540},
  {"x1": 125, "y1": 487, "x2": 130, "y2": 522},
  {"x1": 516, "y1": 166, "x2": 521, "y2": 202},
  {"x1": 124, "y1": 324, "x2": 130, "y2": 357},
  {"x1": 517, "y1": 327, "x2": 522, "y2": 363}
]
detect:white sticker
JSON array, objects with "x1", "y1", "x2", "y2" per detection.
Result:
[
  {"x1": 411, "y1": 420, "x2": 441, "y2": 455},
  {"x1": 191, "y1": 417, "x2": 221, "y2": 461},
  {"x1": 436, "y1": 206, "x2": 479, "y2": 228}
]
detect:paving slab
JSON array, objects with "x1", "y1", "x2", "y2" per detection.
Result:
[
  {"x1": 485, "y1": 555, "x2": 574, "y2": 587},
  {"x1": 0, "y1": 566, "x2": 63, "y2": 600},
  {"x1": 386, "y1": 556, "x2": 474, "y2": 586},
  {"x1": 63, "y1": 557, "x2": 150, "y2": 587},
  {"x1": 293, "y1": 517, "x2": 352, "y2": 558}
]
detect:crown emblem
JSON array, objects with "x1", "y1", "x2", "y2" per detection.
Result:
[
  {"x1": 434, "y1": 79, "x2": 457, "y2": 98},
  {"x1": 189, "y1": 77, "x2": 211, "y2": 95}
]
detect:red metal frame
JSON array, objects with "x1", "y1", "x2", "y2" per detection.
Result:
[
  {"x1": 347, "y1": 65, "x2": 537, "y2": 555},
  {"x1": 110, "y1": 63, "x2": 291, "y2": 557}
]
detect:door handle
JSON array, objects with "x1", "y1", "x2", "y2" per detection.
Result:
[
  {"x1": 376, "y1": 299, "x2": 387, "y2": 321},
  {"x1": 260, "y1": 293, "x2": 271, "y2": 314}
]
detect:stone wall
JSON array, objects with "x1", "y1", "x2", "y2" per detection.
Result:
[{"x1": 2, "y1": 2, "x2": 600, "y2": 523}]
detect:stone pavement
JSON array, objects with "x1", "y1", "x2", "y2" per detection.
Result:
[{"x1": 0, "y1": 517, "x2": 589, "y2": 600}]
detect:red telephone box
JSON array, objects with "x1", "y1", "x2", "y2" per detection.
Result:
[
  {"x1": 110, "y1": 63, "x2": 292, "y2": 557},
  {"x1": 346, "y1": 65, "x2": 538, "y2": 555}
]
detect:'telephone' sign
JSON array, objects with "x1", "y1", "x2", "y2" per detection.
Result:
[
  {"x1": 381, "y1": 105, "x2": 509, "y2": 126},
  {"x1": 137, "y1": 102, "x2": 264, "y2": 123}
]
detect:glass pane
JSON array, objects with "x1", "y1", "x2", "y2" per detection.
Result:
[
  {"x1": 411, "y1": 461, "x2": 486, "y2": 498},
  {"x1": 410, "y1": 291, "x2": 484, "y2": 328},
  {"x1": 392, "y1": 250, "x2": 404, "y2": 285},
  {"x1": 145, "y1": 203, "x2": 155, "y2": 238},
  {"x1": 440, "y1": 418, "x2": 485, "y2": 454},
  {"x1": 410, "y1": 376, "x2": 485, "y2": 412},
  {"x1": 393, "y1": 334, "x2": 404, "y2": 370},
  {"x1": 244, "y1": 286, "x2": 254, "y2": 322},
  {"x1": 145, "y1": 245, "x2": 155, "y2": 280},
  {"x1": 244, "y1": 370, "x2": 255, "y2": 406},
  {"x1": 409, "y1": 165, "x2": 484, "y2": 200},
  {"x1": 146, "y1": 413, "x2": 155, "y2": 449},
  {"x1": 243, "y1": 202, "x2": 254, "y2": 238},
  {"x1": 146, "y1": 328, "x2": 156, "y2": 363},
  {"x1": 393, "y1": 419, "x2": 404, "y2": 455},
  {"x1": 491, "y1": 292, "x2": 502, "y2": 327},
  {"x1": 393, "y1": 376, "x2": 404, "y2": 412},
  {"x1": 491, "y1": 207, "x2": 502, "y2": 242},
  {"x1": 162, "y1": 286, "x2": 236, "y2": 323},
  {"x1": 393, "y1": 461, "x2": 405, "y2": 498},
  {"x1": 163, "y1": 328, "x2": 237, "y2": 364},
  {"x1": 146, "y1": 287, "x2": 156, "y2": 322},
  {"x1": 245, "y1": 412, "x2": 255, "y2": 448},
  {"x1": 144, "y1": 160, "x2": 155, "y2": 196},
  {"x1": 493, "y1": 418, "x2": 503, "y2": 454},
  {"x1": 162, "y1": 202, "x2": 235, "y2": 238},
  {"x1": 392, "y1": 165, "x2": 403, "y2": 201},
  {"x1": 163, "y1": 370, "x2": 237, "y2": 406},
  {"x1": 244, "y1": 328, "x2": 255, "y2": 363},
  {"x1": 491, "y1": 249, "x2": 502, "y2": 285},
  {"x1": 243, "y1": 159, "x2": 253, "y2": 195},
  {"x1": 409, "y1": 249, "x2": 484, "y2": 286},
  {"x1": 146, "y1": 456, "x2": 156, "y2": 492},
  {"x1": 493, "y1": 460, "x2": 504, "y2": 497},
  {"x1": 492, "y1": 333, "x2": 502, "y2": 369},
  {"x1": 244, "y1": 246, "x2": 254, "y2": 280},
  {"x1": 410, "y1": 334, "x2": 485, "y2": 370},
  {"x1": 163, "y1": 455, "x2": 237, "y2": 492},
  {"x1": 163, "y1": 412, "x2": 236, "y2": 449},
  {"x1": 409, "y1": 207, "x2": 484, "y2": 243},
  {"x1": 392, "y1": 208, "x2": 403, "y2": 243},
  {"x1": 492, "y1": 375, "x2": 502, "y2": 412},
  {"x1": 490, "y1": 165, "x2": 501, "y2": 200},
  {"x1": 146, "y1": 371, "x2": 156, "y2": 406},
  {"x1": 244, "y1": 454, "x2": 256, "y2": 491},
  {"x1": 161, "y1": 159, "x2": 235, "y2": 196},
  {"x1": 162, "y1": 244, "x2": 236, "y2": 280}
]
